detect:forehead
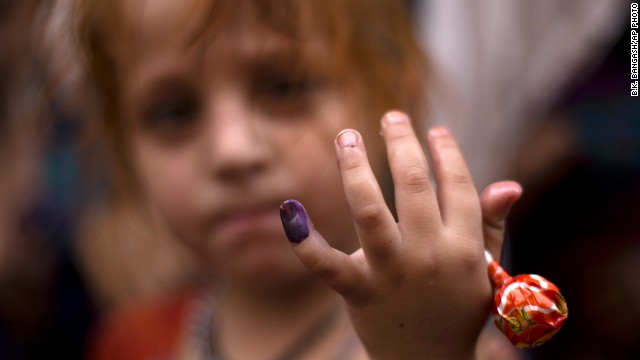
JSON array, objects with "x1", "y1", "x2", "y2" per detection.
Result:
[
  {"x1": 118, "y1": 0, "x2": 210, "y2": 55},
  {"x1": 113, "y1": 0, "x2": 330, "y2": 89}
]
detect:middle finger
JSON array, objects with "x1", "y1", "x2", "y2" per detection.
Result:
[{"x1": 380, "y1": 111, "x2": 441, "y2": 239}]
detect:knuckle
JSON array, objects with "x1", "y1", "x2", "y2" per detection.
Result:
[
  {"x1": 399, "y1": 165, "x2": 430, "y2": 193},
  {"x1": 449, "y1": 171, "x2": 472, "y2": 186},
  {"x1": 353, "y1": 202, "x2": 388, "y2": 229}
]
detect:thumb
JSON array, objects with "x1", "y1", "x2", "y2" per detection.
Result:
[
  {"x1": 280, "y1": 200, "x2": 366, "y2": 298},
  {"x1": 479, "y1": 181, "x2": 522, "y2": 262}
]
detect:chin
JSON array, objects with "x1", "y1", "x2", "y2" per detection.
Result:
[{"x1": 228, "y1": 247, "x2": 313, "y2": 291}]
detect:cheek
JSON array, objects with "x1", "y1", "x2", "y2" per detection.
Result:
[
  {"x1": 132, "y1": 141, "x2": 205, "y2": 229},
  {"x1": 292, "y1": 143, "x2": 355, "y2": 250},
  {"x1": 273, "y1": 115, "x2": 361, "y2": 252}
]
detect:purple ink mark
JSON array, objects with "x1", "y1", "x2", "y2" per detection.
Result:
[{"x1": 279, "y1": 199, "x2": 310, "y2": 244}]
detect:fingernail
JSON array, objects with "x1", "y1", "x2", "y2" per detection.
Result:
[
  {"x1": 506, "y1": 187, "x2": 523, "y2": 207},
  {"x1": 336, "y1": 130, "x2": 359, "y2": 149},
  {"x1": 428, "y1": 126, "x2": 449, "y2": 137},
  {"x1": 383, "y1": 111, "x2": 409, "y2": 125},
  {"x1": 279, "y1": 200, "x2": 310, "y2": 244}
]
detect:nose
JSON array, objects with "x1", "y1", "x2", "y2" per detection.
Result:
[{"x1": 206, "y1": 92, "x2": 271, "y2": 183}]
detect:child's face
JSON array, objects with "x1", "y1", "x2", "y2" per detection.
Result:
[{"x1": 114, "y1": 0, "x2": 384, "y2": 288}]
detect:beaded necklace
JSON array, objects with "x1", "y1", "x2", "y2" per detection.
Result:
[{"x1": 186, "y1": 292, "x2": 361, "y2": 360}]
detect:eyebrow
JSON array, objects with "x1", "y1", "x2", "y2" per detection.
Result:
[
  {"x1": 127, "y1": 24, "x2": 328, "y2": 103},
  {"x1": 239, "y1": 34, "x2": 328, "y2": 76}
]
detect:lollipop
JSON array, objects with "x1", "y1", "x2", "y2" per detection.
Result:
[{"x1": 485, "y1": 251, "x2": 568, "y2": 348}]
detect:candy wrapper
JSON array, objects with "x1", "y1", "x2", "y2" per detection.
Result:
[{"x1": 485, "y1": 251, "x2": 568, "y2": 348}]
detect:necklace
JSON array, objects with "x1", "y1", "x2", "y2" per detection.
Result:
[{"x1": 187, "y1": 292, "x2": 360, "y2": 360}]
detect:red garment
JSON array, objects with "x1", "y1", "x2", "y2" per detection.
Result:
[{"x1": 87, "y1": 291, "x2": 195, "y2": 360}]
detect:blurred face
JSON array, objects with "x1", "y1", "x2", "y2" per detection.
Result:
[{"x1": 114, "y1": 0, "x2": 384, "y2": 289}]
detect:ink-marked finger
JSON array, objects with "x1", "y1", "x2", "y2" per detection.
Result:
[
  {"x1": 380, "y1": 111, "x2": 440, "y2": 237},
  {"x1": 480, "y1": 181, "x2": 522, "y2": 261},
  {"x1": 280, "y1": 200, "x2": 368, "y2": 299},
  {"x1": 426, "y1": 127, "x2": 481, "y2": 237},
  {"x1": 335, "y1": 129, "x2": 401, "y2": 264}
]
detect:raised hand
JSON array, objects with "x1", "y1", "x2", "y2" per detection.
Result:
[{"x1": 280, "y1": 111, "x2": 519, "y2": 359}]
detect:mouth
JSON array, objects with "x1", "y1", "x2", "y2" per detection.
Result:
[{"x1": 214, "y1": 201, "x2": 284, "y2": 241}]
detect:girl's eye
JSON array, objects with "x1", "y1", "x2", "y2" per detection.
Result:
[
  {"x1": 254, "y1": 71, "x2": 321, "y2": 115},
  {"x1": 143, "y1": 96, "x2": 201, "y2": 137},
  {"x1": 266, "y1": 77, "x2": 311, "y2": 99}
]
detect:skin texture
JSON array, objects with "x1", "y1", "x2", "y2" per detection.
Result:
[
  {"x1": 288, "y1": 112, "x2": 521, "y2": 359},
  {"x1": 106, "y1": 0, "x2": 523, "y2": 358}
]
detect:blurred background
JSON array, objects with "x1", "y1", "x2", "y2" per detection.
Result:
[
  {"x1": 0, "y1": 0, "x2": 636, "y2": 359},
  {"x1": 419, "y1": 1, "x2": 638, "y2": 358},
  {"x1": 0, "y1": 0, "x2": 94, "y2": 358}
]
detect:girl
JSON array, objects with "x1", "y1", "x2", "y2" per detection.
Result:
[{"x1": 77, "y1": 0, "x2": 522, "y2": 358}]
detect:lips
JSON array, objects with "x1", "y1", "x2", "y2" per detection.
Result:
[{"x1": 213, "y1": 202, "x2": 283, "y2": 241}]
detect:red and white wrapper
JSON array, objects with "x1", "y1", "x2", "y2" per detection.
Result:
[{"x1": 485, "y1": 251, "x2": 568, "y2": 348}]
